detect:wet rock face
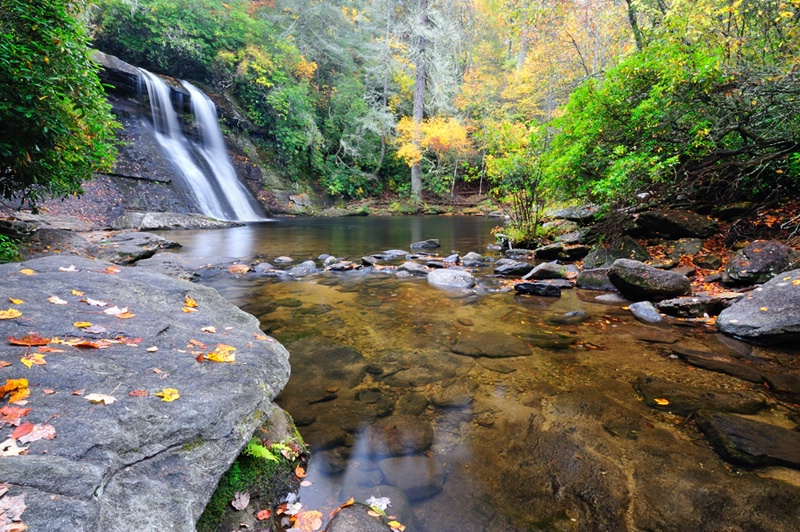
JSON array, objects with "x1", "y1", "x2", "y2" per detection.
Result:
[
  {"x1": 634, "y1": 209, "x2": 718, "y2": 238},
  {"x1": 583, "y1": 236, "x2": 651, "y2": 269},
  {"x1": 0, "y1": 255, "x2": 291, "y2": 532},
  {"x1": 696, "y1": 412, "x2": 800, "y2": 468},
  {"x1": 722, "y1": 240, "x2": 795, "y2": 286},
  {"x1": 608, "y1": 259, "x2": 692, "y2": 301},
  {"x1": 717, "y1": 268, "x2": 800, "y2": 343}
]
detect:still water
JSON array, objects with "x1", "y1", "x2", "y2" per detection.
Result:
[{"x1": 157, "y1": 216, "x2": 800, "y2": 531}]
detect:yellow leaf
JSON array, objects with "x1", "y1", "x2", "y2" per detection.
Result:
[
  {"x1": 181, "y1": 307, "x2": 197, "y2": 313},
  {"x1": 207, "y1": 344, "x2": 236, "y2": 363},
  {"x1": 0, "y1": 308, "x2": 22, "y2": 320},
  {"x1": 654, "y1": 398, "x2": 670, "y2": 406},
  {"x1": 72, "y1": 289, "x2": 85, "y2": 296},
  {"x1": 21, "y1": 353, "x2": 47, "y2": 368},
  {"x1": 760, "y1": 307, "x2": 768, "y2": 312},
  {"x1": 19, "y1": 269, "x2": 36, "y2": 276},
  {"x1": 184, "y1": 295, "x2": 198, "y2": 308},
  {"x1": 793, "y1": 280, "x2": 800, "y2": 286},
  {"x1": 0, "y1": 378, "x2": 29, "y2": 403},
  {"x1": 8, "y1": 297, "x2": 23, "y2": 305},
  {"x1": 115, "y1": 312, "x2": 136, "y2": 319},
  {"x1": 155, "y1": 388, "x2": 180, "y2": 402},
  {"x1": 73, "y1": 321, "x2": 93, "y2": 328}
]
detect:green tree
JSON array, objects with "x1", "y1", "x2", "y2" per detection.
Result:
[{"x1": 0, "y1": 0, "x2": 117, "y2": 208}]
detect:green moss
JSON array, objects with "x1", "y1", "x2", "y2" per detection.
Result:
[{"x1": 181, "y1": 439, "x2": 204, "y2": 452}]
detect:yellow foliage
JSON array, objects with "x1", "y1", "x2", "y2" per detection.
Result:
[
  {"x1": 207, "y1": 344, "x2": 236, "y2": 363},
  {"x1": 294, "y1": 57, "x2": 318, "y2": 81},
  {"x1": 155, "y1": 388, "x2": 180, "y2": 402},
  {"x1": 394, "y1": 116, "x2": 473, "y2": 167}
]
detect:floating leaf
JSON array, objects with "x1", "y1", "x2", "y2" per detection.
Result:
[
  {"x1": 231, "y1": 491, "x2": 250, "y2": 511},
  {"x1": 82, "y1": 298, "x2": 107, "y2": 307},
  {"x1": 48, "y1": 295, "x2": 68, "y2": 305},
  {"x1": 128, "y1": 390, "x2": 148, "y2": 397},
  {"x1": 73, "y1": 322, "x2": 92, "y2": 329},
  {"x1": 654, "y1": 398, "x2": 670, "y2": 406},
  {"x1": 184, "y1": 295, "x2": 198, "y2": 308},
  {"x1": 59, "y1": 264, "x2": 79, "y2": 272},
  {"x1": 19, "y1": 269, "x2": 36, "y2": 276},
  {"x1": 20, "y1": 353, "x2": 46, "y2": 369},
  {"x1": 8, "y1": 297, "x2": 23, "y2": 305},
  {"x1": 0, "y1": 406, "x2": 31, "y2": 427},
  {"x1": 0, "y1": 379, "x2": 29, "y2": 403},
  {"x1": 16, "y1": 423, "x2": 56, "y2": 444},
  {"x1": 72, "y1": 289, "x2": 84, "y2": 296},
  {"x1": 85, "y1": 393, "x2": 116, "y2": 405},
  {"x1": 0, "y1": 437, "x2": 27, "y2": 456},
  {"x1": 207, "y1": 344, "x2": 236, "y2": 363},
  {"x1": 8, "y1": 334, "x2": 50, "y2": 346},
  {"x1": 155, "y1": 388, "x2": 179, "y2": 402},
  {"x1": 0, "y1": 309, "x2": 22, "y2": 320}
]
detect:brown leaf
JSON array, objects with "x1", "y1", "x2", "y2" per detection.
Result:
[
  {"x1": 188, "y1": 339, "x2": 207, "y2": 349},
  {"x1": 231, "y1": 491, "x2": 250, "y2": 511},
  {"x1": 72, "y1": 389, "x2": 85, "y2": 396},
  {"x1": 227, "y1": 264, "x2": 251, "y2": 275},
  {"x1": 0, "y1": 490, "x2": 26, "y2": 526},
  {"x1": 0, "y1": 361, "x2": 11, "y2": 368},
  {"x1": 8, "y1": 334, "x2": 50, "y2": 347},
  {"x1": 101, "y1": 265, "x2": 121, "y2": 274},
  {"x1": 128, "y1": 390, "x2": 148, "y2": 397}
]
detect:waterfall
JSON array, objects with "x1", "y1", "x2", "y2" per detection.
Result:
[{"x1": 139, "y1": 69, "x2": 263, "y2": 221}]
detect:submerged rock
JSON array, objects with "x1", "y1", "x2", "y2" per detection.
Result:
[
  {"x1": 451, "y1": 331, "x2": 531, "y2": 358},
  {"x1": 636, "y1": 376, "x2": 766, "y2": 416},
  {"x1": 378, "y1": 455, "x2": 447, "y2": 500},
  {"x1": 608, "y1": 259, "x2": 692, "y2": 301}
]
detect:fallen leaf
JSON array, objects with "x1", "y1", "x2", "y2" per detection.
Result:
[
  {"x1": 188, "y1": 339, "x2": 207, "y2": 348},
  {"x1": 760, "y1": 307, "x2": 769, "y2": 311},
  {"x1": 72, "y1": 389, "x2": 85, "y2": 396},
  {"x1": 231, "y1": 491, "x2": 250, "y2": 511},
  {"x1": 11, "y1": 422, "x2": 33, "y2": 440},
  {"x1": 0, "y1": 489, "x2": 26, "y2": 525},
  {"x1": 16, "y1": 423, "x2": 56, "y2": 444},
  {"x1": 181, "y1": 307, "x2": 198, "y2": 313},
  {"x1": 793, "y1": 280, "x2": 800, "y2": 286},
  {"x1": 116, "y1": 312, "x2": 136, "y2": 320},
  {"x1": 300, "y1": 480, "x2": 312, "y2": 487},
  {"x1": 83, "y1": 325, "x2": 108, "y2": 335},
  {"x1": 128, "y1": 390, "x2": 148, "y2": 397},
  {"x1": 0, "y1": 379, "x2": 29, "y2": 403},
  {"x1": 8, "y1": 297, "x2": 23, "y2": 305},
  {"x1": 101, "y1": 265, "x2": 121, "y2": 274},
  {"x1": 72, "y1": 340, "x2": 105, "y2": 349},
  {"x1": 37, "y1": 346, "x2": 62, "y2": 353},
  {"x1": 0, "y1": 438, "x2": 27, "y2": 456},
  {"x1": 154, "y1": 388, "x2": 180, "y2": 402},
  {"x1": 367, "y1": 510, "x2": 381, "y2": 517},
  {"x1": 43, "y1": 389, "x2": 55, "y2": 395},
  {"x1": 0, "y1": 309, "x2": 22, "y2": 320},
  {"x1": 8, "y1": 334, "x2": 50, "y2": 346},
  {"x1": 73, "y1": 322, "x2": 93, "y2": 329},
  {"x1": 59, "y1": 265, "x2": 79, "y2": 272},
  {"x1": 195, "y1": 354, "x2": 205, "y2": 363},
  {"x1": 201, "y1": 326, "x2": 216, "y2": 333},
  {"x1": 0, "y1": 361, "x2": 10, "y2": 368},
  {"x1": 295, "y1": 510, "x2": 323, "y2": 531},
  {"x1": 82, "y1": 298, "x2": 107, "y2": 307},
  {"x1": 72, "y1": 289, "x2": 84, "y2": 296},
  {"x1": 47, "y1": 295, "x2": 68, "y2": 305},
  {"x1": 388, "y1": 520, "x2": 405, "y2": 531},
  {"x1": 654, "y1": 398, "x2": 670, "y2": 406},
  {"x1": 185, "y1": 295, "x2": 198, "y2": 308},
  {"x1": 0, "y1": 406, "x2": 31, "y2": 427},
  {"x1": 19, "y1": 269, "x2": 36, "y2": 276},
  {"x1": 295, "y1": 465, "x2": 306, "y2": 479},
  {"x1": 256, "y1": 509, "x2": 272, "y2": 521},
  {"x1": 146, "y1": 346, "x2": 158, "y2": 353},
  {"x1": 207, "y1": 344, "x2": 236, "y2": 363},
  {"x1": 85, "y1": 393, "x2": 116, "y2": 405},
  {"x1": 20, "y1": 353, "x2": 46, "y2": 369}
]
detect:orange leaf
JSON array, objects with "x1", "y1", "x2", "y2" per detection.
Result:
[
  {"x1": 128, "y1": 389, "x2": 148, "y2": 397},
  {"x1": 181, "y1": 307, "x2": 197, "y2": 313},
  {"x1": 0, "y1": 378, "x2": 29, "y2": 403},
  {"x1": 295, "y1": 465, "x2": 306, "y2": 479},
  {"x1": 0, "y1": 406, "x2": 31, "y2": 426},
  {"x1": 116, "y1": 312, "x2": 137, "y2": 319},
  {"x1": 8, "y1": 334, "x2": 50, "y2": 346},
  {"x1": 101, "y1": 265, "x2": 121, "y2": 274},
  {"x1": 256, "y1": 509, "x2": 272, "y2": 521},
  {"x1": 11, "y1": 421, "x2": 33, "y2": 439},
  {"x1": 188, "y1": 339, "x2": 207, "y2": 348}
]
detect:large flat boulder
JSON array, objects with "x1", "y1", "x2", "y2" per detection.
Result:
[
  {"x1": 634, "y1": 209, "x2": 718, "y2": 238},
  {"x1": 110, "y1": 212, "x2": 242, "y2": 231},
  {"x1": 717, "y1": 268, "x2": 800, "y2": 342},
  {"x1": 608, "y1": 259, "x2": 692, "y2": 301},
  {"x1": 0, "y1": 256, "x2": 290, "y2": 531}
]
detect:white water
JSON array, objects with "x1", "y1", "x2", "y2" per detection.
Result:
[
  {"x1": 139, "y1": 70, "x2": 262, "y2": 221},
  {"x1": 181, "y1": 81, "x2": 262, "y2": 221}
]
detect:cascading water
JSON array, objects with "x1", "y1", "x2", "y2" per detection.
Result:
[
  {"x1": 180, "y1": 81, "x2": 262, "y2": 221},
  {"x1": 139, "y1": 69, "x2": 263, "y2": 221}
]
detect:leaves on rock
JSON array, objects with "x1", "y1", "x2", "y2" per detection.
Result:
[
  {"x1": 0, "y1": 379, "x2": 29, "y2": 403},
  {"x1": 73, "y1": 322, "x2": 92, "y2": 329},
  {"x1": 128, "y1": 390, "x2": 148, "y2": 397},
  {"x1": 81, "y1": 298, "x2": 107, "y2": 307},
  {"x1": 0, "y1": 438, "x2": 27, "y2": 456},
  {"x1": 200, "y1": 326, "x2": 216, "y2": 333},
  {"x1": 82, "y1": 325, "x2": 107, "y2": 334},
  {"x1": 0, "y1": 309, "x2": 22, "y2": 320},
  {"x1": 103, "y1": 306, "x2": 127, "y2": 316},
  {"x1": 20, "y1": 353, "x2": 46, "y2": 369},
  {"x1": 231, "y1": 491, "x2": 250, "y2": 511},
  {"x1": 101, "y1": 265, "x2": 121, "y2": 274},
  {"x1": 0, "y1": 486, "x2": 26, "y2": 531},
  {"x1": 227, "y1": 264, "x2": 250, "y2": 275},
  {"x1": 18, "y1": 269, "x2": 36, "y2": 276},
  {"x1": 185, "y1": 295, "x2": 198, "y2": 308},
  {"x1": 71, "y1": 289, "x2": 84, "y2": 296},
  {"x1": 154, "y1": 388, "x2": 179, "y2": 402},
  {"x1": 206, "y1": 344, "x2": 236, "y2": 363},
  {"x1": 47, "y1": 295, "x2": 67, "y2": 305},
  {"x1": 85, "y1": 393, "x2": 116, "y2": 405},
  {"x1": 0, "y1": 407, "x2": 30, "y2": 427},
  {"x1": 8, "y1": 335, "x2": 49, "y2": 347},
  {"x1": 16, "y1": 423, "x2": 56, "y2": 444},
  {"x1": 7, "y1": 298, "x2": 23, "y2": 305},
  {"x1": 59, "y1": 265, "x2": 79, "y2": 272}
]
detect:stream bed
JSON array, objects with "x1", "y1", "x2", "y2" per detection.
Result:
[{"x1": 157, "y1": 216, "x2": 800, "y2": 531}]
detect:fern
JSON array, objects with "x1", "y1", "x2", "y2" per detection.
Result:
[{"x1": 243, "y1": 439, "x2": 279, "y2": 462}]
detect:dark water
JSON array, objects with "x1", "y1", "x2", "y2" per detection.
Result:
[{"x1": 157, "y1": 216, "x2": 800, "y2": 532}]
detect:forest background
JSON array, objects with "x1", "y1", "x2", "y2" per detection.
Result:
[{"x1": 2, "y1": 0, "x2": 800, "y2": 246}]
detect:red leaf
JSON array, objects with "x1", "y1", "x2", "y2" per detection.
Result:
[
  {"x1": 8, "y1": 334, "x2": 50, "y2": 346},
  {"x1": 256, "y1": 509, "x2": 272, "y2": 521},
  {"x1": 0, "y1": 406, "x2": 31, "y2": 426},
  {"x1": 11, "y1": 421, "x2": 34, "y2": 439}
]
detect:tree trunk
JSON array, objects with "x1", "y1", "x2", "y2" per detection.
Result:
[{"x1": 411, "y1": 0, "x2": 429, "y2": 203}]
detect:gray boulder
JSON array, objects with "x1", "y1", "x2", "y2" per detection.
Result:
[
  {"x1": 628, "y1": 301, "x2": 664, "y2": 324},
  {"x1": 110, "y1": 212, "x2": 241, "y2": 231},
  {"x1": 88, "y1": 232, "x2": 179, "y2": 265},
  {"x1": 576, "y1": 268, "x2": 617, "y2": 291},
  {"x1": 325, "y1": 504, "x2": 393, "y2": 532},
  {"x1": 514, "y1": 282, "x2": 562, "y2": 297},
  {"x1": 494, "y1": 261, "x2": 534, "y2": 277},
  {"x1": 723, "y1": 240, "x2": 795, "y2": 286},
  {"x1": 427, "y1": 268, "x2": 476, "y2": 288},
  {"x1": 287, "y1": 259, "x2": 318, "y2": 277},
  {"x1": 410, "y1": 239, "x2": 440, "y2": 249},
  {"x1": 534, "y1": 243, "x2": 564, "y2": 260},
  {"x1": 398, "y1": 261, "x2": 429, "y2": 276},
  {"x1": 635, "y1": 209, "x2": 718, "y2": 238},
  {"x1": 583, "y1": 236, "x2": 650, "y2": 269},
  {"x1": 656, "y1": 293, "x2": 744, "y2": 318},
  {"x1": 547, "y1": 204, "x2": 600, "y2": 224},
  {"x1": 608, "y1": 259, "x2": 692, "y2": 301},
  {"x1": 523, "y1": 261, "x2": 568, "y2": 280},
  {"x1": 717, "y1": 268, "x2": 800, "y2": 342},
  {"x1": 0, "y1": 256, "x2": 290, "y2": 532}
]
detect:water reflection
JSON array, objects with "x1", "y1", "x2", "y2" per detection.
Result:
[{"x1": 173, "y1": 217, "x2": 800, "y2": 531}]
